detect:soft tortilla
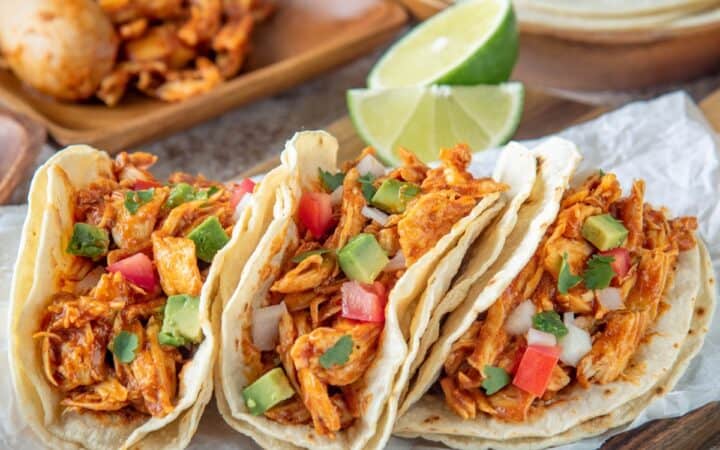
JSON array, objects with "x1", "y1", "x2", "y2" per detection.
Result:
[
  {"x1": 7, "y1": 145, "x2": 266, "y2": 449},
  {"x1": 215, "y1": 130, "x2": 517, "y2": 450},
  {"x1": 397, "y1": 240, "x2": 715, "y2": 449},
  {"x1": 515, "y1": 0, "x2": 719, "y2": 18}
]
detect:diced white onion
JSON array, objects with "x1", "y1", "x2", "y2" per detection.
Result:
[
  {"x1": 74, "y1": 267, "x2": 104, "y2": 295},
  {"x1": 597, "y1": 287, "x2": 623, "y2": 311},
  {"x1": 559, "y1": 323, "x2": 592, "y2": 367},
  {"x1": 330, "y1": 186, "x2": 344, "y2": 206},
  {"x1": 527, "y1": 328, "x2": 557, "y2": 347},
  {"x1": 383, "y1": 251, "x2": 406, "y2": 272},
  {"x1": 563, "y1": 312, "x2": 575, "y2": 326},
  {"x1": 504, "y1": 300, "x2": 535, "y2": 335},
  {"x1": 356, "y1": 154, "x2": 386, "y2": 178},
  {"x1": 362, "y1": 206, "x2": 389, "y2": 226},
  {"x1": 233, "y1": 193, "x2": 253, "y2": 222},
  {"x1": 252, "y1": 302, "x2": 287, "y2": 351}
]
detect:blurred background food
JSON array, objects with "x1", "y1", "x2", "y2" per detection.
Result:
[{"x1": 0, "y1": 0, "x2": 274, "y2": 105}]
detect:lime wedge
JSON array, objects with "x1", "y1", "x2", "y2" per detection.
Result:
[
  {"x1": 368, "y1": 0, "x2": 518, "y2": 89},
  {"x1": 347, "y1": 83, "x2": 524, "y2": 165}
]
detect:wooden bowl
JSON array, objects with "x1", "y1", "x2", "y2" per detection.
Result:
[{"x1": 0, "y1": 108, "x2": 45, "y2": 204}]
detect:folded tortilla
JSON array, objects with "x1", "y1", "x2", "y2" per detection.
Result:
[
  {"x1": 8, "y1": 145, "x2": 281, "y2": 449},
  {"x1": 215, "y1": 130, "x2": 544, "y2": 449}
]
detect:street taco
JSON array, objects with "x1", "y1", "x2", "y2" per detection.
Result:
[
  {"x1": 8, "y1": 145, "x2": 280, "y2": 449},
  {"x1": 216, "y1": 130, "x2": 541, "y2": 449},
  {"x1": 395, "y1": 161, "x2": 704, "y2": 445}
]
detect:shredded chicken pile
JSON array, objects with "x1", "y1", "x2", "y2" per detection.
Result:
[
  {"x1": 36, "y1": 152, "x2": 233, "y2": 417},
  {"x1": 247, "y1": 145, "x2": 508, "y2": 437},
  {"x1": 96, "y1": 0, "x2": 275, "y2": 105},
  {"x1": 441, "y1": 172, "x2": 697, "y2": 422}
]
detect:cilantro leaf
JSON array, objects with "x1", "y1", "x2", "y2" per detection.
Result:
[
  {"x1": 125, "y1": 188, "x2": 155, "y2": 214},
  {"x1": 532, "y1": 311, "x2": 568, "y2": 338},
  {"x1": 112, "y1": 331, "x2": 138, "y2": 363},
  {"x1": 558, "y1": 252, "x2": 582, "y2": 294},
  {"x1": 292, "y1": 248, "x2": 332, "y2": 263},
  {"x1": 166, "y1": 183, "x2": 195, "y2": 209},
  {"x1": 583, "y1": 254, "x2": 616, "y2": 290},
  {"x1": 358, "y1": 174, "x2": 377, "y2": 202},
  {"x1": 319, "y1": 335, "x2": 353, "y2": 369},
  {"x1": 319, "y1": 168, "x2": 345, "y2": 192},
  {"x1": 482, "y1": 365, "x2": 510, "y2": 395},
  {"x1": 598, "y1": 169, "x2": 606, "y2": 177}
]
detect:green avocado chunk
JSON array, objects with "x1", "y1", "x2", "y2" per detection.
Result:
[
  {"x1": 187, "y1": 216, "x2": 229, "y2": 262},
  {"x1": 370, "y1": 179, "x2": 420, "y2": 214},
  {"x1": 581, "y1": 214, "x2": 628, "y2": 251},
  {"x1": 482, "y1": 365, "x2": 510, "y2": 395},
  {"x1": 337, "y1": 233, "x2": 389, "y2": 283},
  {"x1": 66, "y1": 223, "x2": 109, "y2": 258},
  {"x1": 166, "y1": 182, "x2": 195, "y2": 209},
  {"x1": 158, "y1": 294, "x2": 202, "y2": 347},
  {"x1": 242, "y1": 367, "x2": 295, "y2": 415}
]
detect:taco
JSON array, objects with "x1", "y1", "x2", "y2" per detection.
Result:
[
  {"x1": 8, "y1": 145, "x2": 282, "y2": 449},
  {"x1": 215, "y1": 130, "x2": 545, "y2": 449},
  {"x1": 395, "y1": 158, "x2": 707, "y2": 446}
]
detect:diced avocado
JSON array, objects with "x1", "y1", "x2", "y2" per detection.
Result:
[
  {"x1": 166, "y1": 182, "x2": 195, "y2": 209},
  {"x1": 242, "y1": 367, "x2": 295, "y2": 415},
  {"x1": 581, "y1": 214, "x2": 628, "y2": 251},
  {"x1": 66, "y1": 223, "x2": 109, "y2": 258},
  {"x1": 158, "y1": 294, "x2": 202, "y2": 346},
  {"x1": 337, "y1": 233, "x2": 389, "y2": 283},
  {"x1": 370, "y1": 179, "x2": 420, "y2": 214},
  {"x1": 187, "y1": 216, "x2": 229, "y2": 262}
]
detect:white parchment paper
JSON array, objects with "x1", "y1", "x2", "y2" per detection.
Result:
[{"x1": 1, "y1": 91, "x2": 718, "y2": 449}]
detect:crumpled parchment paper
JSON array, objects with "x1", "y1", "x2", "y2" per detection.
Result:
[{"x1": 0, "y1": 91, "x2": 718, "y2": 449}]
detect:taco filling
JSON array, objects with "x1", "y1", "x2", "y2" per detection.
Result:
[
  {"x1": 241, "y1": 145, "x2": 508, "y2": 437},
  {"x1": 35, "y1": 152, "x2": 254, "y2": 418},
  {"x1": 439, "y1": 171, "x2": 698, "y2": 422}
]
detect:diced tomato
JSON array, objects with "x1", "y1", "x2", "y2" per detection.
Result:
[
  {"x1": 298, "y1": 191, "x2": 333, "y2": 239},
  {"x1": 340, "y1": 281, "x2": 387, "y2": 323},
  {"x1": 600, "y1": 247, "x2": 631, "y2": 281},
  {"x1": 230, "y1": 178, "x2": 256, "y2": 210},
  {"x1": 512, "y1": 345, "x2": 561, "y2": 397},
  {"x1": 133, "y1": 179, "x2": 161, "y2": 190},
  {"x1": 107, "y1": 253, "x2": 157, "y2": 292}
]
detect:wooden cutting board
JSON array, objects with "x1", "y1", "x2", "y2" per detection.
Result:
[{"x1": 241, "y1": 86, "x2": 720, "y2": 450}]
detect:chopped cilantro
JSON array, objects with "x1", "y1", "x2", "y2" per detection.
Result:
[
  {"x1": 292, "y1": 248, "x2": 332, "y2": 263},
  {"x1": 319, "y1": 335, "x2": 353, "y2": 369},
  {"x1": 66, "y1": 223, "x2": 109, "y2": 258},
  {"x1": 166, "y1": 183, "x2": 195, "y2": 209},
  {"x1": 532, "y1": 311, "x2": 568, "y2": 338},
  {"x1": 598, "y1": 169, "x2": 606, "y2": 177},
  {"x1": 112, "y1": 331, "x2": 138, "y2": 363},
  {"x1": 319, "y1": 168, "x2": 345, "y2": 192},
  {"x1": 482, "y1": 365, "x2": 510, "y2": 395},
  {"x1": 358, "y1": 174, "x2": 376, "y2": 202},
  {"x1": 583, "y1": 254, "x2": 616, "y2": 290},
  {"x1": 125, "y1": 188, "x2": 155, "y2": 214},
  {"x1": 558, "y1": 252, "x2": 582, "y2": 294}
]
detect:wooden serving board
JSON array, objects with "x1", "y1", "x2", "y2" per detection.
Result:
[{"x1": 241, "y1": 86, "x2": 720, "y2": 450}]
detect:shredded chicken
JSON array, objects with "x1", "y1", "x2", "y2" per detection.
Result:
[{"x1": 152, "y1": 235, "x2": 203, "y2": 296}]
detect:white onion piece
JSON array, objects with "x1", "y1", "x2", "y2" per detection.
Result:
[
  {"x1": 597, "y1": 287, "x2": 623, "y2": 311},
  {"x1": 252, "y1": 302, "x2": 287, "y2": 351},
  {"x1": 330, "y1": 186, "x2": 344, "y2": 206},
  {"x1": 356, "y1": 154, "x2": 386, "y2": 178},
  {"x1": 383, "y1": 251, "x2": 406, "y2": 272},
  {"x1": 233, "y1": 193, "x2": 253, "y2": 222},
  {"x1": 504, "y1": 300, "x2": 535, "y2": 335},
  {"x1": 563, "y1": 312, "x2": 575, "y2": 326},
  {"x1": 362, "y1": 206, "x2": 389, "y2": 226},
  {"x1": 74, "y1": 267, "x2": 105, "y2": 295},
  {"x1": 559, "y1": 323, "x2": 592, "y2": 366},
  {"x1": 527, "y1": 328, "x2": 557, "y2": 347}
]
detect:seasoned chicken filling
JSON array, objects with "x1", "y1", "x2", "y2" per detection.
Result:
[
  {"x1": 243, "y1": 145, "x2": 507, "y2": 437},
  {"x1": 36, "y1": 152, "x2": 244, "y2": 418},
  {"x1": 441, "y1": 172, "x2": 697, "y2": 422}
]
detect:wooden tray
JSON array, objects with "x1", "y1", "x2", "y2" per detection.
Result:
[
  {"x1": 0, "y1": 1, "x2": 406, "y2": 152},
  {"x1": 240, "y1": 86, "x2": 720, "y2": 450}
]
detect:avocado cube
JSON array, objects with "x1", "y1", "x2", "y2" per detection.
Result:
[
  {"x1": 581, "y1": 214, "x2": 629, "y2": 251},
  {"x1": 66, "y1": 223, "x2": 109, "y2": 258},
  {"x1": 371, "y1": 179, "x2": 420, "y2": 214},
  {"x1": 187, "y1": 216, "x2": 229, "y2": 262},
  {"x1": 159, "y1": 294, "x2": 202, "y2": 346},
  {"x1": 337, "y1": 233, "x2": 389, "y2": 284},
  {"x1": 242, "y1": 367, "x2": 295, "y2": 415}
]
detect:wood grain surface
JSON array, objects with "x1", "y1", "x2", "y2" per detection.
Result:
[
  {"x1": 240, "y1": 86, "x2": 720, "y2": 449},
  {"x1": 0, "y1": 109, "x2": 45, "y2": 204}
]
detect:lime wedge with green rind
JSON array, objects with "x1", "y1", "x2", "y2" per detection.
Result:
[
  {"x1": 368, "y1": 0, "x2": 518, "y2": 89},
  {"x1": 347, "y1": 83, "x2": 524, "y2": 165}
]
